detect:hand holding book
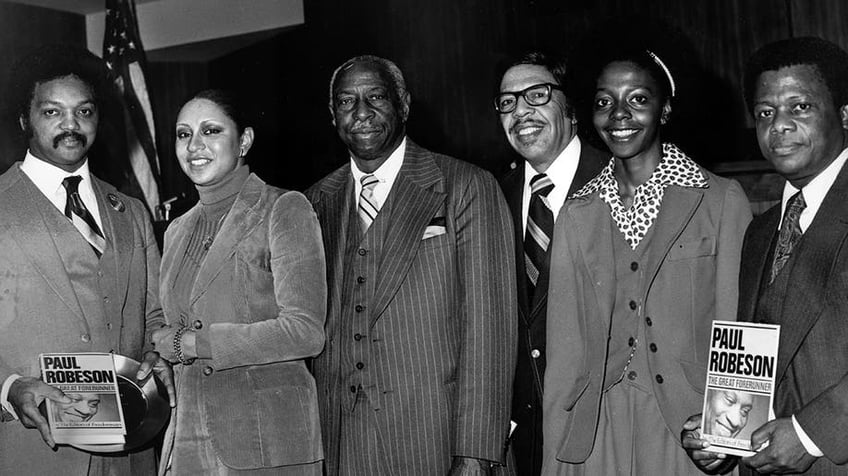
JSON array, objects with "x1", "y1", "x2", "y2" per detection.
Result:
[{"x1": 7, "y1": 376, "x2": 73, "y2": 448}]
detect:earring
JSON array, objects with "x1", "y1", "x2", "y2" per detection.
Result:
[{"x1": 660, "y1": 114, "x2": 669, "y2": 125}]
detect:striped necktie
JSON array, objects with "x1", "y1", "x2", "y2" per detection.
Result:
[
  {"x1": 769, "y1": 191, "x2": 806, "y2": 284},
  {"x1": 62, "y1": 175, "x2": 106, "y2": 257},
  {"x1": 524, "y1": 173, "x2": 554, "y2": 301},
  {"x1": 358, "y1": 174, "x2": 380, "y2": 233}
]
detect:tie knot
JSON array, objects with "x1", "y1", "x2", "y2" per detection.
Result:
[
  {"x1": 361, "y1": 174, "x2": 379, "y2": 191},
  {"x1": 62, "y1": 175, "x2": 83, "y2": 194},
  {"x1": 530, "y1": 173, "x2": 553, "y2": 197},
  {"x1": 788, "y1": 190, "x2": 806, "y2": 213}
]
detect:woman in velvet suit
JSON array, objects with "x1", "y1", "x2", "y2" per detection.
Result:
[{"x1": 152, "y1": 90, "x2": 326, "y2": 475}]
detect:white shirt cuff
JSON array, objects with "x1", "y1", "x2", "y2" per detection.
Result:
[
  {"x1": 1, "y1": 374, "x2": 22, "y2": 420},
  {"x1": 792, "y1": 414, "x2": 824, "y2": 457}
]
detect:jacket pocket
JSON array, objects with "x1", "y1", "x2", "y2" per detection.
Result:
[{"x1": 668, "y1": 236, "x2": 716, "y2": 261}]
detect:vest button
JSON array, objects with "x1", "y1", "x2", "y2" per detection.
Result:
[
  {"x1": 629, "y1": 300, "x2": 637, "y2": 310},
  {"x1": 355, "y1": 305, "x2": 365, "y2": 313},
  {"x1": 630, "y1": 261, "x2": 639, "y2": 271},
  {"x1": 627, "y1": 370, "x2": 637, "y2": 380},
  {"x1": 203, "y1": 366, "x2": 214, "y2": 376},
  {"x1": 103, "y1": 297, "x2": 110, "y2": 304},
  {"x1": 357, "y1": 276, "x2": 366, "y2": 284},
  {"x1": 356, "y1": 362, "x2": 364, "y2": 370},
  {"x1": 354, "y1": 333, "x2": 363, "y2": 341},
  {"x1": 358, "y1": 248, "x2": 367, "y2": 256},
  {"x1": 655, "y1": 374, "x2": 664, "y2": 384},
  {"x1": 80, "y1": 333, "x2": 91, "y2": 343},
  {"x1": 106, "y1": 323, "x2": 112, "y2": 330},
  {"x1": 349, "y1": 385, "x2": 357, "y2": 393},
  {"x1": 645, "y1": 316, "x2": 652, "y2": 326},
  {"x1": 649, "y1": 343, "x2": 657, "y2": 352},
  {"x1": 530, "y1": 349, "x2": 541, "y2": 359},
  {"x1": 192, "y1": 320, "x2": 203, "y2": 330},
  {"x1": 628, "y1": 336, "x2": 635, "y2": 347}
]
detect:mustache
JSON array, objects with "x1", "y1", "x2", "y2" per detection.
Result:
[
  {"x1": 510, "y1": 119, "x2": 545, "y2": 134},
  {"x1": 53, "y1": 132, "x2": 87, "y2": 149}
]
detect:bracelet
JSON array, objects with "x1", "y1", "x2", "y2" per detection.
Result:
[{"x1": 173, "y1": 326, "x2": 196, "y2": 366}]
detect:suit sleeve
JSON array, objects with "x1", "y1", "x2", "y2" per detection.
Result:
[
  {"x1": 714, "y1": 180, "x2": 752, "y2": 322},
  {"x1": 195, "y1": 191, "x2": 327, "y2": 369},
  {"x1": 796, "y1": 373, "x2": 848, "y2": 464},
  {"x1": 452, "y1": 170, "x2": 517, "y2": 463}
]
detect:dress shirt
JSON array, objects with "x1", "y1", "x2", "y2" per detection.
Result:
[
  {"x1": 1, "y1": 151, "x2": 105, "y2": 420},
  {"x1": 521, "y1": 135, "x2": 581, "y2": 233},
  {"x1": 350, "y1": 137, "x2": 407, "y2": 212},
  {"x1": 774, "y1": 146, "x2": 848, "y2": 457},
  {"x1": 20, "y1": 150, "x2": 104, "y2": 231}
]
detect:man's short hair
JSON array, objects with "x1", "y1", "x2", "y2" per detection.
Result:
[
  {"x1": 11, "y1": 44, "x2": 108, "y2": 123},
  {"x1": 498, "y1": 51, "x2": 573, "y2": 114},
  {"x1": 743, "y1": 37, "x2": 848, "y2": 112},
  {"x1": 327, "y1": 55, "x2": 408, "y2": 108}
]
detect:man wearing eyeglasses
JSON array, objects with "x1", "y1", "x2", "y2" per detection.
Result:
[{"x1": 495, "y1": 52, "x2": 605, "y2": 476}]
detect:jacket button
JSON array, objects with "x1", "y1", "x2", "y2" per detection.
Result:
[
  {"x1": 627, "y1": 370, "x2": 637, "y2": 380},
  {"x1": 655, "y1": 374, "x2": 664, "y2": 384},
  {"x1": 358, "y1": 248, "x2": 367, "y2": 256},
  {"x1": 357, "y1": 276, "x2": 366, "y2": 284},
  {"x1": 350, "y1": 385, "x2": 357, "y2": 393},
  {"x1": 629, "y1": 300, "x2": 637, "y2": 310},
  {"x1": 106, "y1": 323, "x2": 113, "y2": 330},
  {"x1": 356, "y1": 362, "x2": 364, "y2": 370},
  {"x1": 628, "y1": 336, "x2": 635, "y2": 346},
  {"x1": 630, "y1": 261, "x2": 639, "y2": 271},
  {"x1": 649, "y1": 343, "x2": 657, "y2": 352},
  {"x1": 645, "y1": 317, "x2": 652, "y2": 326},
  {"x1": 355, "y1": 305, "x2": 365, "y2": 313},
  {"x1": 193, "y1": 320, "x2": 203, "y2": 330},
  {"x1": 530, "y1": 349, "x2": 541, "y2": 359},
  {"x1": 354, "y1": 333, "x2": 363, "y2": 341},
  {"x1": 203, "y1": 366, "x2": 214, "y2": 376},
  {"x1": 80, "y1": 333, "x2": 91, "y2": 343}
]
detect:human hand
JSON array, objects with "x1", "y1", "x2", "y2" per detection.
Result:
[
  {"x1": 8, "y1": 377, "x2": 72, "y2": 448},
  {"x1": 150, "y1": 325, "x2": 178, "y2": 362},
  {"x1": 448, "y1": 456, "x2": 492, "y2": 476},
  {"x1": 681, "y1": 413, "x2": 737, "y2": 474},
  {"x1": 136, "y1": 351, "x2": 176, "y2": 408},
  {"x1": 741, "y1": 417, "x2": 817, "y2": 474}
]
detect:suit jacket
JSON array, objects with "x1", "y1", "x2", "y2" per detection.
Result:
[
  {"x1": 306, "y1": 140, "x2": 517, "y2": 475},
  {"x1": 738, "y1": 161, "x2": 848, "y2": 475},
  {"x1": 159, "y1": 173, "x2": 326, "y2": 471},
  {"x1": 542, "y1": 169, "x2": 751, "y2": 472},
  {"x1": 497, "y1": 141, "x2": 605, "y2": 475},
  {"x1": 0, "y1": 163, "x2": 162, "y2": 475}
]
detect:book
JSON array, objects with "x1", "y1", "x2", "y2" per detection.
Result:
[
  {"x1": 701, "y1": 321, "x2": 779, "y2": 457},
  {"x1": 40, "y1": 353, "x2": 127, "y2": 445}
]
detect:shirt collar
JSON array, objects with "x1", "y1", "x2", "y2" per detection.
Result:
[
  {"x1": 524, "y1": 134, "x2": 581, "y2": 189},
  {"x1": 350, "y1": 137, "x2": 406, "y2": 185},
  {"x1": 21, "y1": 149, "x2": 94, "y2": 198},
  {"x1": 781, "y1": 146, "x2": 848, "y2": 229}
]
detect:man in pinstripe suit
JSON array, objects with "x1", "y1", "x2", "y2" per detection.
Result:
[{"x1": 306, "y1": 55, "x2": 517, "y2": 475}]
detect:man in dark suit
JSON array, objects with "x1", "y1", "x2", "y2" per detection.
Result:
[
  {"x1": 0, "y1": 46, "x2": 173, "y2": 475},
  {"x1": 683, "y1": 37, "x2": 848, "y2": 475},
  {"x1": 306, "y1": 55, "x2": 517, "y2": 475},
  {"x1": 494, "y1": 51, "x2": 604, "y2": 475}
]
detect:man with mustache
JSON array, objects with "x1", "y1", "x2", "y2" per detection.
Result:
[
  {"x1": 307, "y1": 55, "x2": 516, "y2": 475},
  {"x1": 683, "y1": 37, "x2": 848, "y2": 475},
  {"x1": 494, "y1": 52, "x2": 604, "y2": 475},
  {"x1": 0, "y1": 45, "x2": 173, "y2": 475}
]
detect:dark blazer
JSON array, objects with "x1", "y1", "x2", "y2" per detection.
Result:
[
  {"x1": 0, "y1": 164, "x2": 162, "y2": 475},
  {"x1": 307, "y1": 140, "x2": 517, "y2": 475},
  {"x1": 497, "y1": 140, "x2": 605, "y2": 475},
  {"x1": 738, "y1": 161, "x2": 848, "y2": 475},
  {"x1": 542, "y1": 170, "x2": 751, "y2": 473},
  {"x1": 159, "y1": 174, "x2": 326, "y2": 471}
]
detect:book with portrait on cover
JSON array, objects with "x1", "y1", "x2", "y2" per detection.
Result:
[
  {"x1": 701, "y1": 321, "x2": 779, "y2": 457},
  {"x1": 39, "y1": 352, "x2": 126, "y2": 445}
]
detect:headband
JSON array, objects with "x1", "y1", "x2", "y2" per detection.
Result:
[{"x1": 647, "y1": 50, "x2": 676, "y2": 97}]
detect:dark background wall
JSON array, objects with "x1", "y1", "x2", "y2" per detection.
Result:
[{"x1": 4, "y1": 0, "x2": 848, "y2": 211}]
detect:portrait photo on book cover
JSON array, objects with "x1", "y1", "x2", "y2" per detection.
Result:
[
  {"x1": 51, "y1": 393, "x2": 119, "y2": 424},
  {"x1": 702, "y1": 388, "x2": 769, "y2": 441}
]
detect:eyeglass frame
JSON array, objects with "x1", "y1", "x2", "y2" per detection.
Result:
[{"x1": 493, "y1": 83, "x2": 564, "y2": 114}]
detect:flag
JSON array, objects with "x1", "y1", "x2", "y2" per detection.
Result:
[{"x1": 103, "y1": 0, "x2": 161, "y2": 218}]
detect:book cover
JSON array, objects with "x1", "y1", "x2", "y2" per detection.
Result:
[
  {"x1": 701, "y1": 321, "x2": 779, "y2": 457},
  {"x1": 40, "y1": 353, "x2": 127, "y2": 445}
]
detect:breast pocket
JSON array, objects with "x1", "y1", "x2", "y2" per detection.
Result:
[{"x1": 668, "y1": 236, "x2": 716, "y2": 261}]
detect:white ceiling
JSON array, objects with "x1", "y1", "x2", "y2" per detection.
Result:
[{"x1": 3, "y1": 0, "x2": 158, "y2": 15}]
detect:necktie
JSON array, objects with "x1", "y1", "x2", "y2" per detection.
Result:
[
  {"x1": 62, "y1": 176, "x2": 106, "y2": 256},
  {"x1": 769, "y1": 191, "x2": 806, "y2": 284},
  {"x1": 358, "y1": 174, "x2": 380, "y2": 233},
  {"x1": 524, "y1": 173, "x2": 554, "y2": 301}
]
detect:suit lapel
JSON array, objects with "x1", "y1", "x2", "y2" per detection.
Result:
[
  {"x1": 315, "y1": 166, "x2": 353, "y2": 330},
  {"x1": 738, "y1": 207, "x2": 780, "y2": 323},
  {"x1": 370, "y1": 142, "x2": 445, "y2": 324},
  {"x1": 569, "y1": 195, "x2": 616, "y2": 331},
  {"x1": 91, "y1": 178, "x2": 132, "y2": 309},
  {"x1": 501, "y1": 164, "x2": 531, "y2": 321},
  {"x1": 774, "y1": 164, "x2": 848, "y2": 382},
  {"x1": 3, "y1": 170, "x2": 85, "y2": 322},
  {"x1": 190, "y1": 175, "x2": 265, "y2": 305}
]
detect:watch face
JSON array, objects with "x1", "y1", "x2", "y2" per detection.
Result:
[{"x1": 72, "y1": 355, "x2": 170, "y2": 453}]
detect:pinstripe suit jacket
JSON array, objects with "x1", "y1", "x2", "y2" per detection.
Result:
[
  {"x1": 307, "y1": 140, "x2": 517, "y2": 475},
  {"x1": 738, "y1": 159, "x2": 848, "y2": 475}
]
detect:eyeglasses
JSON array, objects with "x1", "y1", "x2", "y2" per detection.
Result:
[{"x1": 493, "y1": 83, "x2": 563, "y2": 114}]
